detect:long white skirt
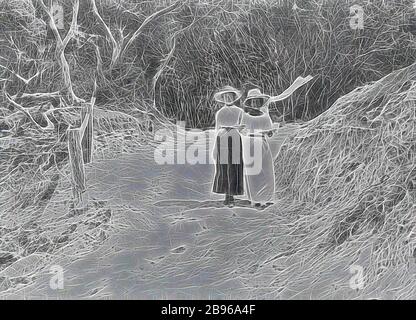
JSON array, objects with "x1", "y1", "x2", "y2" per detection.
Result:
[{"x1": 242, "y1": 135, "x2": 275, "y2": 203}]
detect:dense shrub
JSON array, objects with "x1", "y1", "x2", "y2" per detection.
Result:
[{"x1": 1, "y1": 0, "x2": 416, "y2": 128}]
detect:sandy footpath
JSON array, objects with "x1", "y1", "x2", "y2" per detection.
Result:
[{"x1": 4, "y1": 124, "x2": 369, "y2": 299}]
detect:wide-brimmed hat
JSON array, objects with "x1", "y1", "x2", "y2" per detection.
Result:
[
  {"x1": 243, "y1": 88, "x2": 270, "y2": 107},
  {"x1": 214, "y1": 86, "x2": 242, "y2": 105}
]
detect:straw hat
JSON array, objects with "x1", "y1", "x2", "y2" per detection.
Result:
[
  {"x1": 243, "y1": 88, "x2": 270, "y2": 107},
  {"x1": 213, "y1": 86, "x2": 242, "y2": 105}
]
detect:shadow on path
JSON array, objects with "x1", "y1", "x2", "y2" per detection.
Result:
[{"x1": 154, "y1": 199, "x2": 273, "y2": 211}]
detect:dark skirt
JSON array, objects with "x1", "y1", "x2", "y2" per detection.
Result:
[{"x1": 212, "y1": 129, "x2": 244, "y2": 195}]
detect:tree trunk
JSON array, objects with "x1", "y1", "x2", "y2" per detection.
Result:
[
  {"x1": 80, "y1": 103, "x2": 93, "y2": 163},
  {"x1": 67, "y1": 127, "x2": 86, "y2": 203}
]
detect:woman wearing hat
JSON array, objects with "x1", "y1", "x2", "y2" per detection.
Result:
[
  {"x1": 240, "y1": 88, "x2": 277, "y2": 207},
  {"x1": 211, "y1": 86, "x2": 245, "y2": 206},
  {"x1": 240, "y1": 76, "x2": 314, "y2": 207}
]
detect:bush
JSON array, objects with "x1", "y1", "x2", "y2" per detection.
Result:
[
  {"x1": 274, "y1": 61, "x2": 416, "y2": 286},
  {"x1": 156, "y1": 0, "x2": 416, "y2": 127},
  {"x1": 2, "y1": 0, "x2": 416, "y2": 128}
]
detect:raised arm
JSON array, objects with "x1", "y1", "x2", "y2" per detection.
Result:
[{"x1": 269, "y1": 75, "x2": 313, "y2": 103}]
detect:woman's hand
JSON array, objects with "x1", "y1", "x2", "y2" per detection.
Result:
[
  {"x1": 266, "y1": 128, "x2": 278, "y2": 137},
  {"x1": 238, "y1": 126, "x2": 248, "y2": 135}
]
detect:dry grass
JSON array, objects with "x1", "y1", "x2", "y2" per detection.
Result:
[
  {"x1": 154, "y1": 0, "x2": 416, "y2": 126},
  {"x1": 1, "y1": 0, "x2": 416, "y2": 298},
  {"x1": 0, "y1": 106, "x2": 152, "y2": 294},
  {"x1": 272, "y1": 62, "x2": 416, "y2": 298},
  {"x1": 2, "y1": 0, "x2": 416, "y2": 127}
]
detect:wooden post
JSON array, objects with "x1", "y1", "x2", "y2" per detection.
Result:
[
  {"x1": 80, "y1": 102, "x2": 93, "y2": 163},
  {"x1": 67, "y1": 127, "x2": 86, "y2": 204}
]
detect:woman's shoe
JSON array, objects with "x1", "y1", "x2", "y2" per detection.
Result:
[{"x1": 224, "y1": 195, "x2": 234, "y2": 206}]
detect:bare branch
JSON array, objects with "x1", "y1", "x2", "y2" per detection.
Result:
[
  {"x1": 121, "y1": 0, "x2": 183, "y2": 59},
  {"x1": 62, "y1": 0, "x2": 81, "y2": 49},
  {"x1": 37, "y1": 0, "x2": 63, "y2": 46},
  {"x1": 0, "y1": 64, "x2": 40, "y2": 85},
  {"x1": 37, "y1": 0, "x2": 83, "y2": 104},
  {"x1": 152, "y1": 37, "x2": 176, "y2": 92},
  {"x1": 88, "y1": 37, "x2": 105, "y2": 80},
  {"x1": 90, "y1": 0, "x2": 182, "y2": 70},
  {"x1": 91, "y1": 78, "x2": 97, "y2": 107},
  {"x1": 5, "y1": 92, "x2": 53, "y2": 131},
  {"x1": 11, "y1": 91, "x2": 61, "y2": 101},
  {"x1": 91, "y1": 0, "x2": 121, "y2": 68}
]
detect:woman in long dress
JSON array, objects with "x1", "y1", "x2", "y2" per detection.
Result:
[
  {"x1": 240, "y1": 89, "x2": 277, "y2": 207},
  {"x1": 211, "y1": 86, "x2": 245, "y2": 206},
  {"x1": 239, "y1": 77, "x2": 314, "y2": 207}
]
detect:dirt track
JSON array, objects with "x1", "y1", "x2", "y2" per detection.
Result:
[{"x1": 4, "y1": 124, "x2": 370, "y2": 299}]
